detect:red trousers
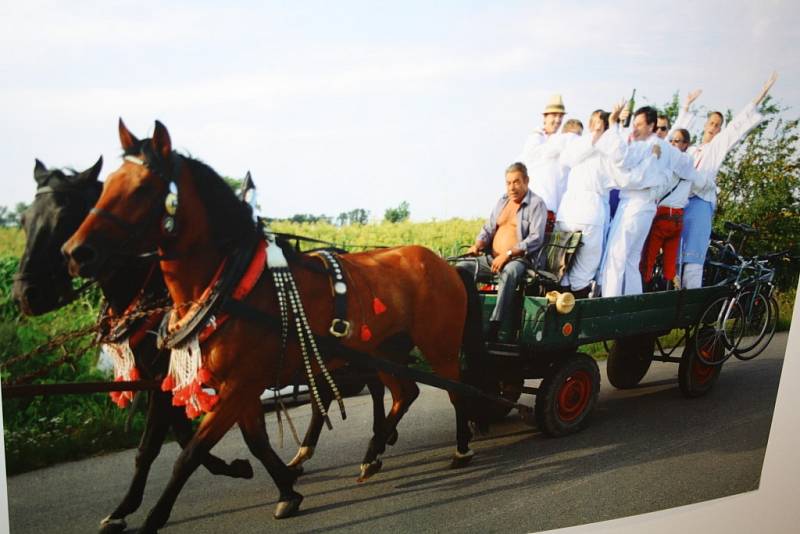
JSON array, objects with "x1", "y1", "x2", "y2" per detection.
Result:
[
  {"x1": 641, "y1": 206, "x2": 683, "y2": 282},
  {"x1": 546, "y1": 210, "x2": 556, "y2": 234}
]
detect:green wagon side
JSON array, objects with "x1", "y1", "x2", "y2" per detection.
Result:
[{"x1": 477, "y1": 285, "x2": 732, "y2": 435}]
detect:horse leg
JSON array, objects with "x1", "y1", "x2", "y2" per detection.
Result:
[
  {"x1": 358, "y1": 374, "x2": 419, "y2": 483},
  {"x1": 449, "y1": 392, "x2": 475, "y2": 468},
  {"x1": 170, "y1": 402, "x2": 254, "y2": 479},
  {"x1": 99, "y1": 391, "x2": 170, "y2": 533},
  {"x1": 417, "y1": 338, "x2": 475, "y2": 468},
  {"x1": 367, "y1": 374, "x2": 393, "y2": 445},
  {"x1": 136, "y1": 394, "x2": 245, "y2": 533},
  {"x1": 238, "y1": 397, "x2": 303, "y2": 519},
  {"x1": 287, "y1": 379, "x2": 334, "y2": 472}
]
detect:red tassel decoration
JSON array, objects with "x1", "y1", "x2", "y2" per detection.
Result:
[
  {"x1": 373, "y1": 297, "x2": 387, "y2": 315},
  {"x1": 197, "y1": 390, "x2": 219, "y2": 412},
  {"x1": 129, "y1": 367, "x2": 140, "y2": 381},
  {"x1": 185, "y1": 403, "x2": 200, "y2": 419},
  {"x1": 161, "y1": 374, "x2": 176, "y2": 392},
  {"x1": 360, "y1": 324, "x2": 372, "y2": 342},
  {"x1": 197, "y1": 367, "x2": 213, "y2": 384}
]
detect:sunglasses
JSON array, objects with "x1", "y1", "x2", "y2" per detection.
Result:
[
  {"x1": 671, "y1": 138, "x2": 687, "y2": 144},
  {"x1": 656, "y1": 126, "x2": 669, "y2": 132}
]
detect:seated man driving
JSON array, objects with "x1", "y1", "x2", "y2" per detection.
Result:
[{"x1": 458, "y1": 162, "x2": 548, "y2": 341}]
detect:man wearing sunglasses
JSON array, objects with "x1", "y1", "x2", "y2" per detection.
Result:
[
  {"x1": 640, "y1": 128, "x2": 703, "y2": 290},
  {"x1": 655, "y1": 115, "x2": 671, "y2": 139},
  {"x1": 678, "y1": 72, "x2": 778, "y2": 289}
]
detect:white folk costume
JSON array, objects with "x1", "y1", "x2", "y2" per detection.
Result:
[
  {"x1": 601, "y1": 130, "x2": 683, "y2": 297},
  {"x1": 679, "y1": 102, "x2": 764, "y2": 288},
  {"x1": 555, "y1": 130, "x2": 623, "y2": 292},
  {"x1": 520, "y1": 132, "x2": 579, "y2": 216}
]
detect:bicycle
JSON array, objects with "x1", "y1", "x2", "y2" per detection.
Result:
[{"x1": 694, "y1": 249, "x2": 789, "y2": 365}]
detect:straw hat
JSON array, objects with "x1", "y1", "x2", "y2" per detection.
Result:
[{"x1": 543, "y1": 94, "x2": 566, "y2": 115}]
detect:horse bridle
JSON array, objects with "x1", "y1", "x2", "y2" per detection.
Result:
[
  {"x1": 88, "y1": 144, "x2": 183, "y2": 259},
  {"x1": 15, "y1": 182, "x2": 101, "y2": 302}
]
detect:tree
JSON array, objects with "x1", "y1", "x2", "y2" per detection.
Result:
[
  {"x1": 715, "y1": 96, "x2": 800, "y2": 289},
  {"x1": 13, "y1": 202, "x2": 28, "y2": 228},
  {"x1": 659, "y1": 91, "x2": 680, "y2": 125},
  {"x1": 384, "y1": 201, "x2": 410, "y2": 223},
  {"x1": 336, "y1": 208, "x2": 369, "y2": 226}
]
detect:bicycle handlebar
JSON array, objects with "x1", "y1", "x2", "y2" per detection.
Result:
[{"x1": 724, "y1": 221, "x2": 758, "y2": 235}]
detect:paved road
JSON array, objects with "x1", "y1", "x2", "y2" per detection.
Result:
[{"x1": 6, "y1": 333, "x2": 787, "y2": 533}]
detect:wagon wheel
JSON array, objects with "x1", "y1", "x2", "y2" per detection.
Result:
[
  {"x1": 485, "y1": 376, "x2": 524, "y2": 422},
  {"x1": 535, "y1": 353, "x2": 600, "y2": 437},
  {"x1": 606, "y1": 334, "x2": 656, "y2": 389},
  {"x1": 679, "y1": 326, "x2": 723, "y2": 398}
]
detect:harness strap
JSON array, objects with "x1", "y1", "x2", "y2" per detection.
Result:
[
  {"x1": 220, "y1": 298, "x2": 532, "y2": 417},
  {"x1": 315, "y1": 250, "x2": 351, "y2": 338}
]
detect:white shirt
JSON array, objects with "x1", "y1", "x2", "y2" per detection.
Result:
[
  {"x1": 608, "y1": 128, "x2": 664, "y2": 204},
  {"x1": 683, "y1": 102, "x2": 764, "y2": 205},
  {"x1": 658, "y1": 150, "x2": 707, "y2": 209},
  {"x1": 556, "y1": 130, "x2": 621, "y2": 226},
  {"x1": 519, "y1": 131, "x2": 577, "y2": 213}
]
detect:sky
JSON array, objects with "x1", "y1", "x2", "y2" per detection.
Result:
[{"x1": 1, "y1": 0, "x2": 799, "y2": 222}]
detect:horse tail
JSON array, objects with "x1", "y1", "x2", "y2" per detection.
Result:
[{"x1": 455, "y1": 267, "x2": 498, "y2": 432}]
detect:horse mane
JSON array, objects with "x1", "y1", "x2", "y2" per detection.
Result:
[
  {"x1": 181, "y1": 156, "x2": 256, "y2": 249},
  {"x1": 124, "y1": 138, "x2": 256, "y2": 249}
]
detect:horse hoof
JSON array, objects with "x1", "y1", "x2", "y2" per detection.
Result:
[
  {"x1": 450, "y1": 449, "x2": 474, "y2": 469},
  {"x1": 386, "y1": 429, "x2": 399, "y2": 446},
  {"x1": 357, "y1": 459, "x2": 382, "y2": 483},
  {"x1": 273, "y1": 494, "x2": 303, "y2": 519},
  {"x1": 231, "y1": 458, "x2": 254, "y2": 479},
  {"x1": 287, "y1": 446, "x2": 314, "y2": 468},
  {"x1": 98, "y1": 515, "x2": 126, "y2": 534}
]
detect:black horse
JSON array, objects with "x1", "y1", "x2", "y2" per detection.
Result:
[{"x1": 12, "y1": 158, "x2": 254, "y2": 533}]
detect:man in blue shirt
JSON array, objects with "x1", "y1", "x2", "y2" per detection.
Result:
[{"x1": 458, "y1": 162, "x2": 548, "y2": 341}]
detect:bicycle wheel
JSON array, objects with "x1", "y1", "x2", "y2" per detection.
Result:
[
  {"x1": 694, "y1": 297, "x2": 745, "y2": 366},
  {"x1": 735, "y1": 294, "x2": 778, "y2": 360},
  {"x1": 732, "y1": 290, "x2": 771, "y2": 355}
]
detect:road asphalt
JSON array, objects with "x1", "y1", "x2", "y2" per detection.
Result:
[{"x1": 6, "y1": 333, "x2": 787, "y2": 533}]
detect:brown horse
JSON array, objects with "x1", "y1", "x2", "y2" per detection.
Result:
[
  {"x1": 12, "y1": 158, "x2": 254, "y2": 533},
  {"x1": 63, "y1": 120, "x2": 491, "y2": 531}
]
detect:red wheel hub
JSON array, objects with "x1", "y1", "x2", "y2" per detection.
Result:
[
  {"x1": 693, "y1": 343, "x2": 717, "y2": 384},
  {"x1": 556, "y1": 370, "x2": 592, "y2": 422}
]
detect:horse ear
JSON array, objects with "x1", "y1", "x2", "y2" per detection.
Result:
[
  {"x1": 75, "y1": 156, "x2": 103, "y2": 184},
  {"x1": 152, "y1": 120, "x2": 172, "y2": 161},
  {"x1": 34, "y1": 159, "x2": 49, "y2": 185},
  {"x1": 119, "y1": 118, "x2": 139, "y2": 152}
]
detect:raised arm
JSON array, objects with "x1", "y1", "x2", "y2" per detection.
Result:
[
  {"x1": 752, "y1": 71, "x2": 778, "y2": 106},
  {"x1": 671, "y1": 89, "x2": 701, "y2": 133}
]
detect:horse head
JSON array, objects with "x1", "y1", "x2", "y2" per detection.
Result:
[
  {"x1": 62, "y1": 119, "x2": 184, "y2": 279},
  {"x1": 13, "y1": 157, "x2": 103, "y2": 315},
  {"x1": 63, "y1": 119, "x2": 255, "y2": 284}
]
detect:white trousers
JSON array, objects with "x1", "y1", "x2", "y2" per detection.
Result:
[
  {"x1": 600, "y1": 197, "x2": 656, "y2": 297},
  {"x1": 555, "y1": 220, "x2": 604, "y2": 291}
]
